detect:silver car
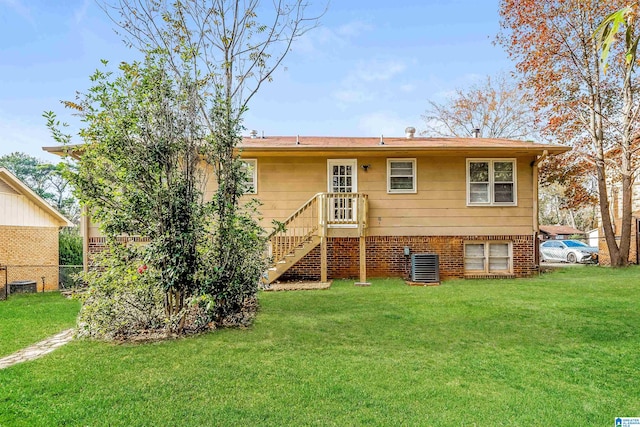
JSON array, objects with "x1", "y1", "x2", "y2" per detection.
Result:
[{"x1": 540, "y1": 239, "x2": 599, "y2": 264}]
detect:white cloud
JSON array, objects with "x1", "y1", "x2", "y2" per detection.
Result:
[
  {"x1": 357, "y1": 111, "x2": 411, "y2": 137},
  {"x1": 292, "y1": 27, "x2": 337, "y2": 56},
  {"x1": 332, "y1": 89, "x2": 373, "y2": 105},
  {"x1": 432, "y1": 89, "x2": 457, "y2": 100},
  {"x1": 332, "y1": 59, "x2": 407, "y2": 107},
  {"x1": 459, "y1": 72, "x2": 484, "y2": 84},
  {"x1": 292, "y1": 19, "x2": 373, "y2": 57},
  {"x1": 74, "y1": 0, "x2": 91, "y2": 24},
  {"x1": 353, "y1": 59, "x2": 406, "y2": 83},
  {"x1": 336, "y1": 20, "x2": 373, "y2": 38},
  {"x1": 0, "y1": 0, "x2": 35, "y2": 26},
  {"x1": 399, "y1": 84, "x2": 416, "y2": 93}
]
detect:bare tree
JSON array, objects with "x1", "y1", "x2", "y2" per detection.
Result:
[
  {"x1": 421, "y1": 74, "x2": 537, "y2": 139},
  {"x1": 102, "y1": 0, "x2": 322, "y2": 116}
]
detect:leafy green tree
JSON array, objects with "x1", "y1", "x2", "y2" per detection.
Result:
[
  {"x1": 48, "y1": 56, "x2": 214, "y2": 328},
  {"x1": 0, "y1": 152, "x2": 50, "y2": 197},
  {"x1": 101, "y1": 0, "x2": 322, "y2": 319},
  {"x1": 113, "y1": 1, "x2": 319, "y2": 322},
  {"x1": 47, "y1": 1, "x2": 319, "y2": 335},
  {"x1": 0, "y1": 152, "x2": 79, "y2": 223}
]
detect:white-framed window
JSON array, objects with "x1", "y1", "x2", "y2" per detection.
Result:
[
  {"x1": 464, "y1": 242, "x2": 512, "y2": 274},
  {"x1": 241, "y1": 159, "x2": 257, "y2": 194},
  {"x1": 467, "y1": 159, "x2": 516, "y2": 206},
  {"x1": 387, "y1": 158, "x2": 417, "y2": 193}
]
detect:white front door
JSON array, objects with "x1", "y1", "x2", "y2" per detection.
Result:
[{"x1": 327, "y1": 159, "x2": 357, "y2": 223}]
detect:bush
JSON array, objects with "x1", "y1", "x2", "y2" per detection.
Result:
[
  {"x1": 76, "y1": 247, "x2": 214, "y2": 341},
  {"x1": 59, "y1": 228, "x2": 83, "y2": 266}
]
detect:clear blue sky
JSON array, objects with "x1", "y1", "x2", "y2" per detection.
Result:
[{"x1": 0, "y1": 0, "x2": 512, "y2": 163}]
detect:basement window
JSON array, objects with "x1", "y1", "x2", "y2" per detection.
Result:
[{"x1": 464, "y1": 242, "x2": 512, "y2": 274}]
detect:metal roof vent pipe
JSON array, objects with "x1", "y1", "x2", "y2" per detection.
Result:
[
  {"x1": 472, "y1": 128, "x2": 480, "y2": 138},
  {"x1": 250, "y1": 130, "x2": 258, "y2": 139},
  {"x1": 405, "y1": 126, "x2": 416, "y2": 139}
]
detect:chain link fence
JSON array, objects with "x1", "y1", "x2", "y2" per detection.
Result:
[{"x1": 0, "y1": 265, "x2": 84, "y2": 299}]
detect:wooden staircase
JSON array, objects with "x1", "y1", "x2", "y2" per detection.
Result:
[
  {"x1": 265, "y1": 192, "x2": 368, "y2": 284},
  {"x1": 266, "y1": 235, "x2": 321, "y2": 284}
]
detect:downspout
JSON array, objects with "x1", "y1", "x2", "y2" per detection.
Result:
[{"x1": 532, "y1": 150, "x2": 549, "y2": 269}]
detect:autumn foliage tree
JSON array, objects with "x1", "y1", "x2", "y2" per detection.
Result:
[
  {"x1": 419, "y1": 72, "x2": 594, "y2": 228},
  {"x1": 538, "y1": 153, "x2": 598, "y2": 231},
  {"x1": 498, "y1": 0, "x2": 640, "y2": 266}
]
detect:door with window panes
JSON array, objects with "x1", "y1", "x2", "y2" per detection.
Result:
[{"x1": 327, "y1": 160, "x2": 357, "y2": 223}]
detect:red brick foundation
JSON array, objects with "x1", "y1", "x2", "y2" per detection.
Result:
[
  {"x1": 280, "y1": 235, "x2": 537, "y2": 281},
  {"x1": 88, "y1": 235, "x2": 537, "y2": 281}
]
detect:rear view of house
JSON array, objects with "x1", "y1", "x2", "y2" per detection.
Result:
[
  {"x1": 45, "y1": 134, "x2": 568, "y2": 283},
  {"x1": 0, "y1": 168, "x2": 73, "y2": 293},
  {"x1": 233, "y1": 134, "x2": 568, "y2": 283}
]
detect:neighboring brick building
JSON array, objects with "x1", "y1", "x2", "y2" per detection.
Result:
[{"x1": 0, "y1": 168, "x2": 73, "y2": 292}]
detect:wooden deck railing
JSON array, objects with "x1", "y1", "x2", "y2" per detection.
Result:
[
  {"x1": 268, "y1": 194, "x2": 320, "y2": 263},
  {"x1": 267, "y1": 193, "x2": 368, "y2": 263}
]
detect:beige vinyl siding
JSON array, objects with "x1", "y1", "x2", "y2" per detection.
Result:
[
  {"x1": 85, "y1": 152, "x2": 537, "y2": 240},
  {"x1": 0, "y1": 179, "x2": 19, "y2": 194},
  {"x1": 241, "y1": 153, "x2": 536, "y2": 237},
  {"x1": 0, "y1": 192, "x2": 62, "y2": 227},
  {"x1": 252, "y1": 157, "x2": 325, "y2": 222}
]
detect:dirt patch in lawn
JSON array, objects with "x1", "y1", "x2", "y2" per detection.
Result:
[{"x1": 264, "y1": 281, "x2": 332, "y2": 291}]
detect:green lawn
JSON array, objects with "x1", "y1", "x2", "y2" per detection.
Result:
[
  {"x1": 1, "y1": 267, "x2": 639, "y2": 426},
  {"x1": 0, "y1": 292, "x2": 80, "y2": 358}
]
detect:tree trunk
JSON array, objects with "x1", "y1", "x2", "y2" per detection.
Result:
[
  {"x1": 597, "y1": 161, "x2": 621, "y2": 264},
  {"x1": 165, "y1": 288, "x2": 186, "y2": 332},
  {"x1": 616, "y1": 58, "x2": 637, "y2": 267}
]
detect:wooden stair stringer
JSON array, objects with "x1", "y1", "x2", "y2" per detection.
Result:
[{"x1": 266, "y1": 235, "x2": 321, "y2": 284}]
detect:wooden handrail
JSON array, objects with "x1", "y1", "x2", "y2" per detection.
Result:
[
  {"x1": 267, "y1": 192, "x2": 368, "y2": 267},
  {"x1": 267, "y1": 192, "x2": 322, "y2": 240},
  {"x1": 268, "y1": 194, "x2": 320, "y2": 263}
]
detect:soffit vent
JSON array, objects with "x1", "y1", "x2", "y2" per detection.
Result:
[{"x1": 411, "y1": 254, "x2": 439, "y2": 283}]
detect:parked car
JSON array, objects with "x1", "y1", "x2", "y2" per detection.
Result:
[{"x1": 539, "y1": 239, "x2": 599, "y2": 264}]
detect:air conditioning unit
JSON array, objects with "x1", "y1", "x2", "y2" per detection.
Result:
[{"x1": 411, "y1": 254, "x2": 439, "y2": 283}]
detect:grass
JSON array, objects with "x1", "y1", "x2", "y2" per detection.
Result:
[
  {"x1": 0, "y1": 292, "x2": 80, "y2": 358},
  {"x1": 1, "y1": 267, "x2": 639, "y2": 425}
]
